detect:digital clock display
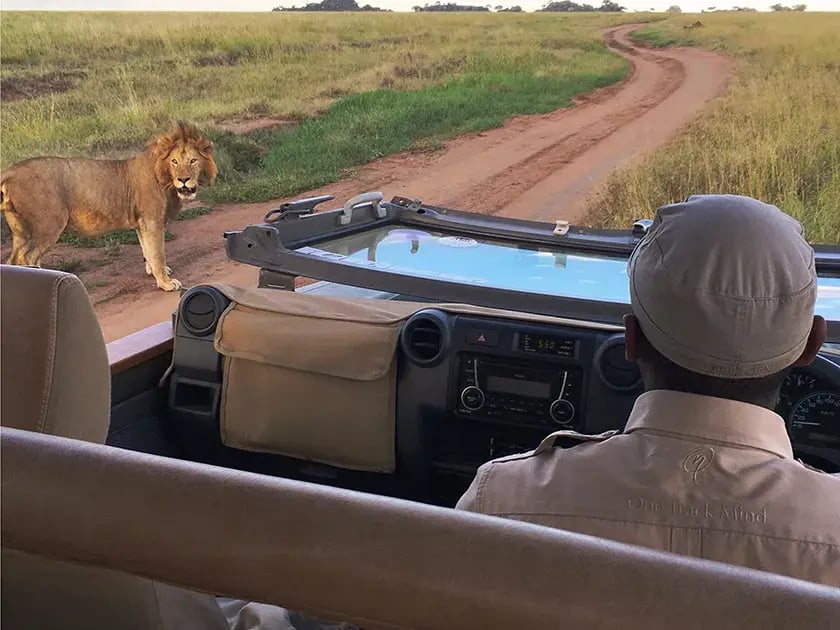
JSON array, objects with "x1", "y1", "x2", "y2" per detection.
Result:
[{"x1": 518, "y1": 332, "x2": 576, "y2": 357}]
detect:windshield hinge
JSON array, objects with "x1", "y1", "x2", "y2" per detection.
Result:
[
  {"x1": 258, "y1": 268, "x2": 296, "y2": 291},
  {"x1": 553, "y1": 220, "x2": 570, "y2": 236},
  {"x1": 263, "y1": 194, "x2": 335, "y2": 223},
  {"x1": 632, "y1": 219, "x2": 653, "y2": 237},
  {"x1": 392, "y1": 196, "x2": 424, "y2": 212}
]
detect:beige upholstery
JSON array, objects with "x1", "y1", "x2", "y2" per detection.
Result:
[
  {"x1": 1, "y1": 551, "x2": 228, "y2": 630},
  {"x1": 4, "y1": 427, "x2": 840, "y2": 630},
  {"x1": 1, "y1": 265, "x2": 109, "y2": 442},
  {"x1": 0, "y1": 264, "x2": 227, "y2": 630}
]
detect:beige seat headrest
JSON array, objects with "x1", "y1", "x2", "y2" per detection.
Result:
[{"x1": 1, "y1": 265, "x2": 110, "y2": 443}]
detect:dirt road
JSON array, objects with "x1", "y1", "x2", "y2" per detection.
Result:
[{"x1": 75, "y1": 24, "x2": 730, "y2": 342}]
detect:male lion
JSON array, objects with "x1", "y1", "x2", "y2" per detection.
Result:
[{"x1": 0, "y1": 121, "x2": 217, "y2": 291}]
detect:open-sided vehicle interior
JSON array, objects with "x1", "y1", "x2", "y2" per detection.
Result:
[{"x1": 3, "y1": 193, "x2": 840, "y2": 629}]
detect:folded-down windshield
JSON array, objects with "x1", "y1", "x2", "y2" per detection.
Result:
[{"x1": 303, "y1": 225, "x2": 840, "y2": 322}]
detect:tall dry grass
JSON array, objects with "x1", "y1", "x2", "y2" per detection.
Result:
[{"x1": 585, "y1": 13, "x2": 840, "y2": 244}]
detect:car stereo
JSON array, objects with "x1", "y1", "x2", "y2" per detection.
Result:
[{"x1": 454, "y1": 353, "x2": 583, "y2": 429}]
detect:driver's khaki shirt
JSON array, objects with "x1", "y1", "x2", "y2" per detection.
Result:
[{"x1": 456, "y1": 390, "x2": 840, "y2": 587}]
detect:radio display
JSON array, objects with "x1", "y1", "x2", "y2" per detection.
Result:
[
  {"x1": 518, "y1": 332, "x2": 576, "y2": 357},
  {"x1": 487, "y1": 375, "x2": 551, "y2": 399}
]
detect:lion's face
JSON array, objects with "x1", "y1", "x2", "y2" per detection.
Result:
[
  {"x1": 151, "y1": 123, "x2": 218, "y2": 201},
  {"x1": 166, "y1": 143, "x2": 213, "y2": 201}
]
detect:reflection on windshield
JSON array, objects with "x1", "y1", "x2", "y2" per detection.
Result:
[
  {"x1": 302, "y1": 225, "x2": 840, "y2": 320},
  {"x1": 305, "y1": 226, "x2": 629, "y2": 303}
]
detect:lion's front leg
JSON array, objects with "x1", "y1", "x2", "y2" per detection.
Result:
[
  {"x1": 137, "y1": 221, "x2": 181, "y2": 292},
  {"x1": 137, "y1": 229, "x2": 171, "y2": 276}
]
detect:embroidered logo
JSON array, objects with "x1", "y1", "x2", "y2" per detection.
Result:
[{"x1": 682, "y1": 446, "x2": 715, "y2": 485}]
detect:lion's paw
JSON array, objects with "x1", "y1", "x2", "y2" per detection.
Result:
[
  {"x1": 146, "y1": 262, "x2": 172, "y2": 276},
  {"x1": 157, "y1": 277, "x2": 182, "y2": 292}
]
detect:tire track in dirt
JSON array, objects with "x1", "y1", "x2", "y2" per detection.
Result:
[
  {"x1": 448, "y1": 55, "x2": 687, "y2": 217},
  {"x1": 55, "y1": 24, "x2": 731, "y2": 342}
]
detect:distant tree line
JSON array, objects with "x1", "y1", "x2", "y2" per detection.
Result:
[
  {"x1": 700, "y1": 3, "x2": 783, "y2": 9},
  {"x1": 412, "y1": 3, "x2": 524, "y2": 9},
  {"x1": 272, "y1": 0, "x2": 388, "y2": 11},
  {"x1": 270, "y1": 0, "x2": 798, "y2": 12},
  {"x1": 538, "y1": 1, "x2": 626, "y2": 11},
  {"x1": 700, "y1": 5, "x2": 759, "y2": 10},
  {"x1": 411, "y1": 0, "x2": 623, "y2": 11},
  {"x1": 412, "y1": 3, "x2": 490, "y2": 11}
]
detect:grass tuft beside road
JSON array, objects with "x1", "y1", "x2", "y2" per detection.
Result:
[{"x1": 586, "y1": 13, "x2": 840, "y2": 244}]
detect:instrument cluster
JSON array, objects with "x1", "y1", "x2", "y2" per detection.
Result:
[{"x1": 776, "y1": 360, "x2": 840, "y2": 461}]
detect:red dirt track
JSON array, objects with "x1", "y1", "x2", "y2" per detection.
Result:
[{"x1": 54, "y1": 24, "x2": 731, "y2": 342}]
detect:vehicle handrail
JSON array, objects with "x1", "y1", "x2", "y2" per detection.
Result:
[{"x1": 3, "y1": 427, "x2": 838, "y2": 630}]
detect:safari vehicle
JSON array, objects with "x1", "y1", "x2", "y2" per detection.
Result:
[{"x1": 3, "y1": 191, "x2": 840, "y2": 629}]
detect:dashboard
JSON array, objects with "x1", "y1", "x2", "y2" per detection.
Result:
[{"x1": 167, "y1": 288, "x2": 840, "y2": 508}]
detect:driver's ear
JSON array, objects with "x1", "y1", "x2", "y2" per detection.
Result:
[
  {"x1": 624, "y1": 314, "x2": 641, "y2": 362},
  {"x1": 793, "y1": 316, "x2": 827, "y2": 366}
]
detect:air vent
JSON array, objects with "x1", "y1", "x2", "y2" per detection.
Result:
[
  {"x1": 594, "y1": 334, "x2": 642, "y2": 393},
  {"x1": 400, "y1": 310, "x2": 450, "y2": 367},
  {"x1": 179, "y1": 286, "x2": 230, "y2": 337}
]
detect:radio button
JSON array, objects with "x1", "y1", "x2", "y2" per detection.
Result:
[
  {"x1": 461, "y1": 386, "x2": 485, "y2": 411},
  {"x1": 549, "y1": 399, "x2": 575, "y2": 426}
]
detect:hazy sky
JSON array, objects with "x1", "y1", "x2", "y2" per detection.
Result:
[{"x1": 3, "y1": 0, "x2": 839, "y2": 12}]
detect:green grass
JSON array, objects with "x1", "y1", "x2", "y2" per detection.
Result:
[
  {"x1": 175, "y1": 205, "x2": 214, "y2": 220},
  {"x1": 58, "y1": 229, "x2": 174, "y2": 249},
  {"x1": 207, "y1": 58, "x2": 629, "y2": 202},
  {"x1": 1, "y1": 11, "x2": 646, "y2": 205},
  {"x1": 586, "y1": 13, "x2": 840, "y2": 244}
]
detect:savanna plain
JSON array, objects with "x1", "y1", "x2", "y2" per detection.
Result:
[{"x1": 1, "y1": 10, "x2": 838, "y2": 288}]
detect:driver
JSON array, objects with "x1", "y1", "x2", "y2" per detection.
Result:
[{"x1": 456, "y1": 194, "x2": 840, "y2": 586}]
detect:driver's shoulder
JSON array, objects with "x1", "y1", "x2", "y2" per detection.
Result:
[
  {"x1": 485, "y1": 429, "x2": 621, "y2": 468},
  {"x1": 792, "y1": 458, "x2": 840, "y2": 486}
]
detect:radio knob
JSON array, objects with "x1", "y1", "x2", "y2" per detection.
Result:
[
  {"x1": 549, "y1": 399, "x2": 575, "y2": 426},
  {"x1": 460, "y1": 386, "x2": 485, "y2": 411}
]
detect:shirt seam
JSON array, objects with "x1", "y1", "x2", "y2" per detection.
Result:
[
  {"x1": 475, "y1": 463, "x2": 492, "y2": 512},
  {"x1": 624, "y1": 427, "x2": 791, "y2": 460},
  {"x1": 488, "y1": 512, "x2": 840, "y2": 549},
  {"x1": 650, "y1": 235, "x2": 814, "y2": 300}
]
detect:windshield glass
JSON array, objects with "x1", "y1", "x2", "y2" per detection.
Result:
[
  {"x1": 304, "y1": 226, "x2": 628, "y2": 303},
  {"x1": 304, "y1": 225, "x2": 840, "y2": 321}
]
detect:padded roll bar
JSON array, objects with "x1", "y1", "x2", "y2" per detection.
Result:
[{"x1": 2, "y1": 427, "x2": 839, "y2": 629}]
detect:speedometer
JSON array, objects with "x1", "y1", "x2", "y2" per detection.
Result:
[{"x1": 789, "y1": 392, "x2": 840, "y2": 447}]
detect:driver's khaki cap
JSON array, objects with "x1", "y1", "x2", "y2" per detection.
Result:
[{"x1": 628, "y1": 194, "x2": 817, "y2": 379}]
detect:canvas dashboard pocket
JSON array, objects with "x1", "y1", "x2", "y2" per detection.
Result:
[{"x1": 212, "y1": 285, "x2": 420, "y2": 472}]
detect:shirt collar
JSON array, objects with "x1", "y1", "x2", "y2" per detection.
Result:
[{"x1": 623, "y1": 390, "x2": 794, "y2": 459}]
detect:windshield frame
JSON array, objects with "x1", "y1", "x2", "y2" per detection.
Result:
[{"x1": 225, "y1": 196, "x2": 840, "y2": 341}]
